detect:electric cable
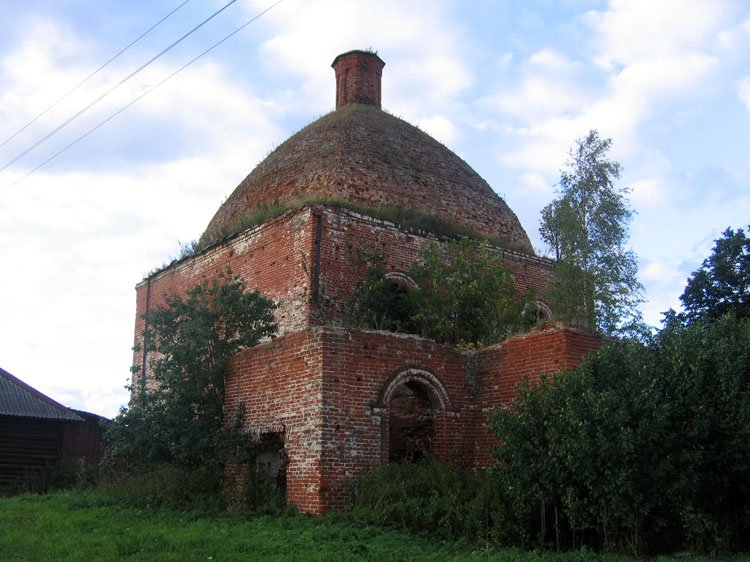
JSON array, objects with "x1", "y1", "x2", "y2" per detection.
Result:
[
  {"x1": 0, "y1": 0, "x2": 191, "y2": 151},
  {"x1": 0, "y1": 0, "x2": 240, "y2": 175},
  {"x1": 1, "y1": 0, "x2": 283, "y2": 194}
]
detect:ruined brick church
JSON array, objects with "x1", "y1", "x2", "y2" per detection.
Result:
[{"x1": 133, "y1": 50, "x2": 599, "y2": 513}]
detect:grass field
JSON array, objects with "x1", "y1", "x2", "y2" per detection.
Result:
[{"x1": 0, "y1": 492, "x2": 745, "y2": 561}]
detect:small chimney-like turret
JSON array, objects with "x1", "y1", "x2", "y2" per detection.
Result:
[{"x1": 331, "y1": 50, "x2": 385, "y2": 109}]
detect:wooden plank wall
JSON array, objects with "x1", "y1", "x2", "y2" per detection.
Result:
[{"x1": 0, "y1": 417, "x2": 65, "y2": 490}]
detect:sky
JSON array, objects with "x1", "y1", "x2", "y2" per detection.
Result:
[{"x1": 1, "y1": 0, "x2": 748, "y2": 418}]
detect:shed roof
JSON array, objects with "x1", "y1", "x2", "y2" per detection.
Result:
[{"x1": 0, "y1": 367, "x2": 82, "y2": 422}]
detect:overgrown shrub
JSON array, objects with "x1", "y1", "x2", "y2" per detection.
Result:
[
  {"x1": 103, "y1": 272, "x2": 278, "y2": 512},
  {"x1": 95, "y1": 462, "x2": 289, "y2": 515},
  {"x1": 348, "y1": 239, "x2": 528, "y2": 347},
  {"x1": 96, "y1": 464, "x2": 225, "y2": 512},
  {"x1": 345, "y1": 243, "x2": 418, "y2": 333},
  {"x1": 350, "y1": 459, "x2": 499, "y2": 542},
  {"x1": 16, "y1": 458, "x2": 99, "y2": 495},
  {"x1": 231, "y1": 464, "x2": 289, "y2": 515},
  {"x1": 410, "y1": 240, "x2": 526, "y2": 346},
  {"x1": 489, "y1": 315, "x2": 750, "y2": 555}
]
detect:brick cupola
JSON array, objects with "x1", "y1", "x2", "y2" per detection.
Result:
[
  {"x1": 331, "y1": 50, "x2": 385, "y2": 109},
  {"x1": 199, "y1": 48, "x2": 535, "y2": 253}
]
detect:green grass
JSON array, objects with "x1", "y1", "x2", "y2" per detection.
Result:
[{"x1": 0, "y1": 491, "x2": 746, "y2": 562}]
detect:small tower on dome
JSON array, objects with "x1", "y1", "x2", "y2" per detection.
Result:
[{"x1": 331, "y1": 49, "x2": 385, "y2": 109}]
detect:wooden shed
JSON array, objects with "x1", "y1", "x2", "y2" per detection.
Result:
[{"x1": 0, "y1": 367, "x2": 106, "y2": 491}]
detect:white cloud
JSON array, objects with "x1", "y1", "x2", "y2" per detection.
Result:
[
  {"x1": 629, "y1": 178, "x2": 667, "y2": 208},
  {"x1": 528, "y1": 48, "x2": 579, "y2": 71},
  {"x1": 717, "y1": 16, "x2": 750, "y2": 50},
  {"x1": 500, "y1": 118, "x2": 588, "y2": 174},
  {"x1": 490, "y1": 0, "x2": 737, "y2": 176},
  {"x1": 611, "y1": 54, "x2": 718, "y2": 102},
  {"x1": 641, "y1": 260, "x2": 682, "y2": 284},
  {"x1": 519, "y1": 172, "x2": 553, "y2": 194},
  {"x1": 497, "y1": 52, "x2": 513, "y2": 66},
  {"x1": 585, "y1": 0, "x2": 734, "y2": 69},
  {"x1": 489, "y1": 77, "x2": 587, "y2": 122},
  {"x1": 484, "y1": 49, "x2": 588, "y2": 122},
  {"x1": 0, "y1": 17, "x2": 288, "y2": 417},
  {"x1": 247, "y1": 0, "x2": 472, "y2": 117},
  {"x1": 418, "y1": 115, "x2": 459, "y2": 146}
]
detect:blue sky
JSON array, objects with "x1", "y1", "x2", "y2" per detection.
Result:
[{"x1": 1, "y1": 0, "x2": 748, "y2": 417}]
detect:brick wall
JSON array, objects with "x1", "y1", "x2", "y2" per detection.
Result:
[
  {"x1": 132, "y1": 208, "x2": 316, "y2": 390},
  {"x1": 223, "y1": 322, "x2": 600, "y2": 513},
  {"x1": 332, "y1": 50, "x2": 384, "y2": 109},
  {"x1": 130, "y1": 206, "x2": 599, "y2": 514},
  {"x1": 473, "y1": 323, "x2": 602, "y2": 467},
  {"x1": 224, "y1": 326, "x2": 478, "y2": 513},
  {"x1": 225, "y1": 329, "x2": 325, "y2": 513},
  {"x1": 314, "y1": 206, "x2": 554, "y2": 326},
  {"x1": 316, "y1": 327, "x2": 475, "y2": 511}
]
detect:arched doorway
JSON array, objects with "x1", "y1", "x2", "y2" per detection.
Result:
[
  {"x1": 388, "y1": 381, "x2": 435, "y2": 462},
  {"x1": 379, "y1": 368, "x2": 450, "y2": 464}
]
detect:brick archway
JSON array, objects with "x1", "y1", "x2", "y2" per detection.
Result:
[
  {"x1": 377, "y1": 368, "x2": 450, "y2": 463},
  {"x1": 384, "y1": 271, "x2": 418, "y2": 290}
]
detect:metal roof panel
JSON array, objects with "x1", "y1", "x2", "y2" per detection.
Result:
[{"x1": 0, "y1": 367, "x2": 82, "y2": 421}]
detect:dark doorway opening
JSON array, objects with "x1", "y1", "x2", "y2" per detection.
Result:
[
  {"x1": 388, "y1": 381, "x2": 435, "y2": 463},
  {"x1": 256, "y1": 432, "x2": 286, "y2": 495}
]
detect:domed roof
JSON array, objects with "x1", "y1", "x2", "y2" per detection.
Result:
[{"x1": 199, "y1": 51, "x2": 533, "y2": 253}]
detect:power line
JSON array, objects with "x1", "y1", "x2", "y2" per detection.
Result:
[
  {"x1": 0, "y1": 0, "x2": 192, "y2": 151},
  {"x1": 0, "y1": 0, "x2": 240, "y2": 175},
  {"x1": 1, "y1": 0, "x2": 284, "y2": 194}
]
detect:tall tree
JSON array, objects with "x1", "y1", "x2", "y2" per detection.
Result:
[
  {"x1": 539, "y1": 130, "x2": 642, "y2": 334},
  {"x1": 680, "y1": 225, "x2": 749, "y2": 322},
  {"x1": 106, "y1": 271, "x2": 277, "y2": 473}
]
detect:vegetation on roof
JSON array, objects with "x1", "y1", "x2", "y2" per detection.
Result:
[
  {"x1": 345, "y1": 239, "x2": 535, "y2": 348},
  {"x1": 201, "y1": 197, "x2": 533, "y2": 254},
  {"x1": 145, "y1": 195, "x2": 535, "y2": 280}
]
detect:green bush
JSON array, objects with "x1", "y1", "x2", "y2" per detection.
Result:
[
  {"x1": 15, "y1": 458, "x2": 99, "y2": 495},
  {"x1": 102, "y1": 272, "x2": 278, "y2": 513},
  {"x1": 349, "y1": 239, "x2": 528, "y2": 347},
  {"x1": 349, "y1": 459, "x2": 499, "y2": 542},
  {"x1": 489, "y1": 315, "x2": 750, "y2": 555},
  {"x1": 228, "y1": 464, "x2": 288, "y2": 515},
  {"x1": 96, "y1": 464, "x2": 225, "y2": 512}
]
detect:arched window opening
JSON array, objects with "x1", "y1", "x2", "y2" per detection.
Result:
[
  {"x1": 523, "y1": 300, "x2": 554, "y2": 327},
  {"x1": 365, "y1": 272, "x2": 418, "y2": 333},
  {"x1": 384, "y1": 271, "x2": 418, "y2": 290}
]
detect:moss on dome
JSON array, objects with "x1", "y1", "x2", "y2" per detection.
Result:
[{"x1": 199, "y1": 104, "x2": 533, "y2": 253}]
